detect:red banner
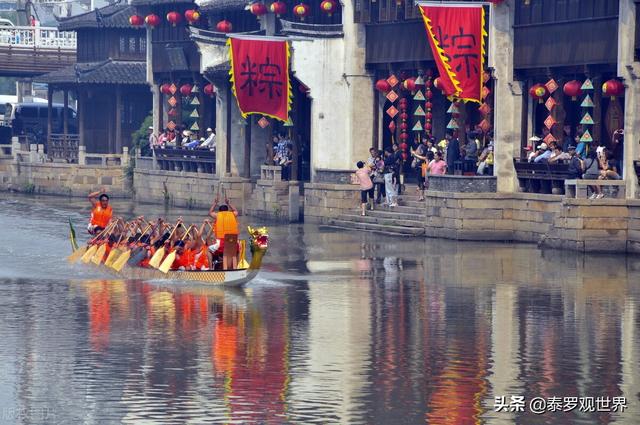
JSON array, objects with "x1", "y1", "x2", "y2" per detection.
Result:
[
  {"x1": 419, "y1": 4, "x2": 485, "y2": 103},
  {"x1": 228, "y1": 37, "x2": 291, "y2": 121}
]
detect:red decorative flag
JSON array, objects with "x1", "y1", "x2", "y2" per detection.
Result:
[
  {"x1": 419, "y1": 4, "x2": 486, "y2": 103},
  {"x1": 228, "y1": 36, "x2": 291, "y2": 121}
]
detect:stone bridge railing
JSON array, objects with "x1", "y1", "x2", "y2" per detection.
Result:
[{"x1": 0, "y1": 26, "x2": 76, "y2": 49}]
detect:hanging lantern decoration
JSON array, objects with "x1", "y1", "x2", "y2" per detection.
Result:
[
  {"x1": 402, "y1": 77, "x2": 416, "y2": 93},
  {"x1": 293, "y1": 3, "x2": 311, "y2": 20},
  {"x1": 388, "y1": 121, "x2": 396, "y2": 134},
  {"x1": 166, "y1": 11, "x2": 182, "y2": 26},
  {"x1": 160, "y1": 83, "x2": 172, "y2": 95},
  {"x1": 145, "y1": 14, "x2": 161, "y2": 28},
  {"x1": 529, "y1": 83, "x2": 548, "y2": 103},
  {"x1": 399, "y1": 132, "x2": 409, "y2": 141},
  {"x1": 320, "y1": 0, "x2": 337, "y2": 16},
  {"x1": 203, "y1": 83, "x2": 216, "y2": 97},
  {"x1": 216, "y1": 20, "x2": 233, "y2": 33},
  {"x1": 184, "y1": 9, "x2": 201, "y2": 24},
  {"x1": 563, "y1": 80, "x2": 582, "y2": 101},
  {"x1": 602, "y1": 79, "x2": 624, "y2": 99},
  {"x1": 250, "y1": 2, "x2": 268, "y2": 17},
  {"x1": 270, "y1": 1, "x2": 287, "y2": 16},
  {"x1": 399, "y1": 142, "x2": 408, "y2": 151},
  {"x1": 399, "y1": 112, "x2": 409, "y2": 121},
  {"x1": 433, "y1": 77, "x2": 442, "y2": 91},
  {"x1": 179, "y1": 83, "x2": 193, "y2": 97},
  {"x1": 375, "y1": 79, "x2": 391, "y2": 93},
  {"x1": 129, "y1": 15, "x2": 144, "y2": 27},
  {"x1": 399, "y1": 122, "x2": 408, "y2": 131}
]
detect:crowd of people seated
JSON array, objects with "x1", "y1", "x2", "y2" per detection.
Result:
[{"x1": 148, "y1": 126, "x2": 216, "y2": 152}]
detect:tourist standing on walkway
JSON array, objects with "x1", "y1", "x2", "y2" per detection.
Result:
[
  {"x1": 372, "y1": 151, "x2": 386, "y2": 204},
  {"x1": 355, "y1": 161, "x2": 374, "y2": 216},
  {"x1": 411, "y1": 138, "x2": 430, "y2": 201},
  {"x1": 446, "y1": 133, "x2": 460, "y2": 175},
  {"x1": 383, "y1": 149, "x2": 398, "y2": 207},
  {"x1": 148, "y1": 127, "x2": 158, "y2": 149}
]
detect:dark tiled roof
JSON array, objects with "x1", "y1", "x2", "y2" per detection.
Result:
[
  {"x1": 198, "y1": 0, "x2": 246, "y2": 13},
  {"x1": 130, "y1": 0, "x2": 194, "y2": 5},
  {"x1": 35, "y1": 60, "x2": 148, "y2": 85},
  {"x1": 58, "y1": 4, "x2": 139, "y2": 30}
]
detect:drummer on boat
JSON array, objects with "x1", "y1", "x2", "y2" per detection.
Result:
[{"x1": 87, "y1": 189, "x2": 113, "y2": 235}]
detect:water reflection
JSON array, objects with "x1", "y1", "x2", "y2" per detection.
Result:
[{"x1": 1, "y1": 196, "x2": 640, "y2": 424}]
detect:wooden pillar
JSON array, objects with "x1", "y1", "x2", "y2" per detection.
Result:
[
  {"x1": 243, "y1": 116, "x2": 251, "y2": 178},
  {"x1": 63, "y1": 89, "x2": 69, "y2": 139},
  {"x1": 226, "y1": 83, "x2": 232, "y2": 175},
  {"x1": 157, "y1": 85, "x2": 164, "y2": 130},
  {"x1": 115, "y1": 85, "x2": 122, "y2": 153},
  {"x1": 78, "y1": 89, "x2": 85, "y2": 147},
  {"x1": 372, "y1": 83, "x2": 379, "y2": 149},
  {"x1": 291, "y1": 130, "x2": 299, "y2": 181},
  {"x1": 47, "y1": 86, "x2": 53, "y2": 144},
  {"x1": 520, "y1": 80, "x2": 529, "y2": 154},
  {"x1": 592, "y1": 75, "x2": 603, "y2": 146}
]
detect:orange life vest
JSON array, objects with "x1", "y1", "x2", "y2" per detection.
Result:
[
  {"x1": 215, "y1": 211, "x2": 238, "y2": 239},
  {"x1": 90, "y1": 205, "x2": 113, "y2": 228},
  {"x1": 172, "y1": 249, "x2": 195, "y2": 270},
  {"x1": 194, "y1": 246, "x2": 210, "y2": 270}
]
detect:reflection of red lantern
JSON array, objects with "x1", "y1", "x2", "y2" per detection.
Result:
[
  {"x1": 375, "y1": 79, "x2": 391, "y2": 93},
  {"x1": 425, "y1": 123, "x2": 432, "y2": 131},
  {"x1": 179, "y1": 84, "x2": 192, "y2": 96},
  {"x1": 250, "y1": 2, "x2": 268, "y2": 16},
  {"x1": 216, "y1": 20, "x2": 232, "y2": 33},
  {"x1": 320, "y1": 0, "x2": 337, "y2": 16},
  {"x1": 400, "y1": 112, "x2": 408, "y2": 121},
  {"x1": 293, "y1": 3, "x2": 311, "y2": 20},
  {"x1": 399, "y1": 142, "x2": 408, "y2": 151},
  {"x1": 563, "y1": 80, "x2": 582, "y2": 100},
  {"x1": 129, "y1": 15, "x2": 144, "y2": 26},
  {"x1": 602, "y1": 79, "x2": 624, "y2": 98},
  {"x1": 403, "y1": 78, "x2": 416, "y2": 92},
  {"x1": 529, "y1": 83, "x2": 548, "y2": 103},
  {"x1": 160, "y1": 84, "x2": 172, "y2": 95},
  {"x1": 399, "y1": 133, "x2": 409, "y2": 141},
  {"x1": 388, "y1": 121, "x2": 396, "y2": 133},
  {"x1": 270, "y1": 1, "x2": 287, "y2": 16},
  {"x1": 166, "y1": 11, "x2": 182, "y2": 26},
  {"x1": 184, "y1": 9, "x2": 200, "y2": 24},
  {"x1": 204, "y1": 83, "x2": 216, "y2": 97},
  {"x1": 400, "y1": 123, "x2": 408, "y2": 131},
  {"x1": 145, "y1": 14, "x2": 161, "y2": 27}
]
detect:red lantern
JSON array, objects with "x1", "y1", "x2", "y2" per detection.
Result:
[
  {"x1": 425, "y1": 123, "x2": 432, "y2": 131},
  {"x1": 401, "y1": 152, "x2": 409, "y2": 161},
  {"x1": 145, "y1": 14, "x2": 161, "y2": 27},
  {"x1": 399, "y1": 142, "x2": 408, "y2": 151},
  {"x1": 425, "y1": 80, "x2": 432, "y2": 88},
  {"x1": 160, "y1": 83, "x2": 172, "y2": 95},
  {"x1": 166, "y1": 11, "x2": 182, "y2": 26},
  {"x1": 400, "y1": 112, "x2": 408, "y2": 121},
  {"x1": 375, "y1": 79, "x2": 391, "y2": 93},
  {"x1": 293, "y1": 3, "x2": 311, "y2": 20},
  {"x1": 179, "y1": 84, "x2": 192, "y2": 96},
  {"x1": 426, "y1": 91, "x2": 433, "y2": 99},
  {"x1": 216, "y1": 20, "x2": 232, "y2": 33},
  {"x1": 250, "y1": 2, "x2": 268, "y2": 16},
  {"x1": 563, "y1": 80, "x2": 582, "y2": 101},
  {"x1": 602, "y1": 79, "x2": 624, "y2": 98},
  {"x1": 388, "y1": 121, "x2": 396, "y2": 133},
  {"x1": 529, "y1": 83, "x2": 548, "y2": 103},
  {"x1": 184, "y1": 9, "x2": 200, "y2": 24},
  {"x1": 400, "y1": 122, "x2": 408, "y2": 131},
  {"x1": 403, "y1": 78, "x2": 416, "y2": 92},
  {"x1": 399, "y1": 133, "x2": 409, "y2": 141},
  {"x1": 426, "y1": 102, "x2": 432, "y2": 109},
  {"x1": 168, "y1": 108, "x2": 178, "y2": 117},
  {"x1": 204, "y1": 83, "x2": 216, "y2": 97},
  {"x1": 129, "y1": 15, "x2": 144, "y2": 27},
  {"x1": 270, "y1": 1, "x2": 287, "y2": 16},
  {"x1": 320, "y1": 0, "x2": 337, "y2": 16}
]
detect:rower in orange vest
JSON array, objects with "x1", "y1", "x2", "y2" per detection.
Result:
[
  {"x1": 88, "y1": 190, "x2": 113, "y2": 235},
  {"x1": 208, "y1": 197, "x2": 239, "y2": 268}
]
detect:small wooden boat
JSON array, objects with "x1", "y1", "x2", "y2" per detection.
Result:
[{"x1": 71, "y1": 226, "x2": 269, "y2": 287}]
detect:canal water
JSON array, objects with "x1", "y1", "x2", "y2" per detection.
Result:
[{"x1": 0, "y1": 194, "x2": 639, "y2": 425}]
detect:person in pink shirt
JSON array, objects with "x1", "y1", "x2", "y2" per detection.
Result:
[
  {"x1": 355, "y1": 161, "x2": 374, "y2": 216},
  {"x1": 428, "y1": 151, "x2": 447, "y2": 176}
]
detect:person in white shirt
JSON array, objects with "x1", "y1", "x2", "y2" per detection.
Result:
[
  {"x1": 147, "y1": 126, "x2": 158, "y2": 148},
  {"x1": 200, "y1": 127, "x2": 216, "y2": 151}
]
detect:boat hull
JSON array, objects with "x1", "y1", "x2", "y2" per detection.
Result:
[{"x1": 96, "y1": 265, "x2": 259, "y2": 287}]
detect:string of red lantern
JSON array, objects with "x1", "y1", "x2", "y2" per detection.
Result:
[
  {"x1": 425, "y1": 70, "x2": 433, "y2": 138},
  {"x1": 216, "y1": 20, "x2": 233, "y2": 33},
  {"x1": 270, "y1": 1, "x2": 287, "y2": 16},
  {"x1": 293, "y1": 3, "x2": 310, "y2": 20}
]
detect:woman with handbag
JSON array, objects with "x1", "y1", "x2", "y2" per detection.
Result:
[{"x1": 412, "y1": 139, "x2": 430, "y2": 201}]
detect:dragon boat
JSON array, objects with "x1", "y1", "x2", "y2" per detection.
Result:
[{"x1": 69, "y1": 225, "x2": 269, "y2": 287}]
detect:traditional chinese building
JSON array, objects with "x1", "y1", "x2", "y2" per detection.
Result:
[{"x1": 36, "y1": 3, "x2": 151, "y2": 156}]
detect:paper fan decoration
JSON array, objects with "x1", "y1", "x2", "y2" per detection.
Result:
[
  {"x1": 168, "y1": 96, "x2": 178, "y2": 107},
  {"x1": 545, "y1": 79, "x2": 559, "y2": 94},
  {"x1": 169, "y1": 83, "x2": 177, "y2": 95},
  {"x1": 478, "y1": 103, "x2": 491, "y2": 116},
  {"x1": 545, "y1": 97, "x2": 556, "y2": 112},
  {"x1": 581, "y1": 79, "x2": 594, "y2": 90},
  {"x1": 413, "y1": 91, "x2": 425, "y2": 101},
  {"x1": 386, "y1": 105, "x2": 399, "y2": 118},
  {"x1": 167, "y1": 121, "x2": 176, "y2": 130},
  {"x1": 386, "y1": 90, "x2": 399, "y2": 103},
  {"x1": 580, "y1": 130, "x2": 593, "y2": 142},
  {"x1": 544, "y1": 115, "x2": 556, "y2": 129},
  {"x1": 543, "y1": 133, "x2": 557, "y2": 144},
  {"x1": 580, "y1": 112, "x2": 594, "y2": 125},
  {"x1": 386, "y1": 75, "x2": 399, "y2": 88},
  {"x1": 258, "y1": 117, "x2": 270, "y2": 128}
]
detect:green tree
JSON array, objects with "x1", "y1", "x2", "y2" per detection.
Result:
[{"x1": 130, "y1": 113, "x2": 153, "y2": 157}]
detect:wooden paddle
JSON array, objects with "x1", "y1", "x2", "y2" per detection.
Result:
[
  {"x1": 80, "y1": 222, "x2": 117, "y2": 264},
  {"x1": 158, "y1": 225, "x2": 194, "y2": 274},
  {"x1": 148, "y1": 223, "x2": 180, "y2": 269},
  {"x1": 70, "y1": 221, "x2": 116, "y2": 263},
  {"x1": 111, "y1": 224, "x2": 152, "y2": 272},
  {"x1": 103, "y1": 223, "x2": 132, "y2": 268}
]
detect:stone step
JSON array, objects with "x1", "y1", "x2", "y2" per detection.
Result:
[
  {"x1": 399, "y1": 199, "x2": 427, "y2": 208},
  {"x1": 363, "y1": 210, "x2": 425, "y2": 221},
  {"x1": 340, "y1": 213, "x2": 425, "y2": 228},
  {"x1": 328, "y1": 219, "x2": 425, "y2": 236},
  {"x1": 388, "y1": 205, "x2": 425, "y2": 214}
]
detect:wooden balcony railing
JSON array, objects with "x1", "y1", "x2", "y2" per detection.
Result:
[
  {"x1": 48, "y1": 133, "x2": 79, "y2": 163},
  {"x1": 154, "y1": 147, "x2": 216, "y2": 174},
  {"x1": 0, "y1": 26, "x2": 76, "y2": 49}
]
